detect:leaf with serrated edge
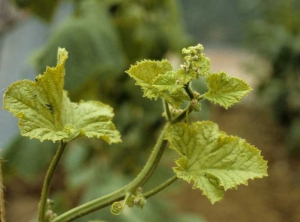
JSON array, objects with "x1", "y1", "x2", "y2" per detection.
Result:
[
  {"x1": 165, "y1": 121, "x2": 268, "y2": 204},
  {"x1": 3, "y1": 48, "x2": 121, "y2": 144},
  {"x1": 127, "y1": 59, "x2": 172, "y2": 85},
  {"x1": 203, "y1": 72, "x2": 252, "y2": 109},
  {"x1": 126, "y1": 60, "x2": 188, "y2": 107}
]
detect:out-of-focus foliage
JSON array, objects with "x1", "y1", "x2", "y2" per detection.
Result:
[
  {"x1": 3, "y1": 0, "x2": 195, "y2": 220},
  {"x1": 0, "y1": 156, "x2": 5, "y2": 222},
  {"x1": 13, "y1": 0, "x2": 60, "y2": 21},
  {"x1": 244, "y1": 0, "x2": 300, "y2": 154}
]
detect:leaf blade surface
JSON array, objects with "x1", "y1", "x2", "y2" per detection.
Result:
[
  {"x1": 3, "y1": 48, "x2": 121, "y2": 144},
  {"x1": 165, "y1": 121, "x2": 268, "y2": 203},
  {"x1": 203, "y1": 72, "x2": 252, "y2": 109}
]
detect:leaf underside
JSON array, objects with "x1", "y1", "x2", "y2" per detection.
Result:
[{"x1": 165, "y1": 121, "x2": 268, "y2": 203}]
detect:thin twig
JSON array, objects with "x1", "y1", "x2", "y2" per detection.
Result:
[{"x1": 143, "y1": 176, "x2": 178, "y2": 199}]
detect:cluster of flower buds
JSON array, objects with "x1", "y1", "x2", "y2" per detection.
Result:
[
  {"x1": 45, "y1": 199, "x2": 57, "y2": 220},
  {"x1": 170, "y1": 106, "x2": 183, "y2": 114},
  {"x1": 180, "y1": 44, "x2": 204, "y2": 73},
  {"x1": 126, "y1": 187, "x2": 147, "y2": 209},
  {"x1": 191, "y1": 98, "x2": 201, "y2": 111}
]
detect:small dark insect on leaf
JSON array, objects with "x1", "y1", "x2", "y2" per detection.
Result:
[{"x1": 45, "y1": 103, "x2": 54, "y2": 114}]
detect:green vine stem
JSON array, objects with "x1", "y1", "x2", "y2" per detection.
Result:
[
  {"x1": 163, "y1": 100, "x2": 172, "y2": 121},
  {"x1": 110, "y1": 192, "x2": 131, "y2": 215},
  {"x1": 0, "y1": 158, "x2": 6, "y2": 222},
  {"x1": 143, "y1": 175, "x2": 178, "y2": 199},
  {"x1": 52, "y1": 102, "x2": 194, "y2": 222},
  {"x1": 39, "y1": 141, "x2": 67, "y2": 222},
  {"x1": 184, "y1": 83, "x2": 194, "y2": 100},
  {"x1": 52, "y1": 122, "x2": 171, "y2": 222},
  {"x1": 171, "y1": 104, "x2": 193, "y2": 123}
]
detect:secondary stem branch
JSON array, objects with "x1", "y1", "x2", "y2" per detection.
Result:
[
  {"x1": 143, "y1": 175, "x2": 178, "y2": 199},
  {"x1": 52, "y1": 122, "x2": 171, "y2": 222},
  {"x1": 184, "y1": 83, "x2": 194, "y2": 100},
  {"x1": 39, "y1": 141, "x2": 67, "y2": 222}
]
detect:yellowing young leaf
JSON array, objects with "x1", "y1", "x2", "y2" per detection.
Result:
[
  {"x1": 165, "y1": 121, "x2": 268, "y2": 204},
  {"x1": 3, "y1": 48, "x2": 121, "y2": 144},
  {"x1": 126, "y1": 60, "x2": 189, "y2": 107},
  {"x1": 203, "y1": 72, "x2": 252, "y2": 109}
]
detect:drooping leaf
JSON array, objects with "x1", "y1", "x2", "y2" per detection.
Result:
[
  {"x1": 3, "y1": 48, "x2": 121, "y2": 144},
  {"x1": 126, "y1": 60, "x2": 189, "y2": 107},
  {"x1": 203, "y1": 72, "x2": 252, "y2": 109},
  {"x1": 165, "y1": 121, "x2": 268, "y2": 204}
]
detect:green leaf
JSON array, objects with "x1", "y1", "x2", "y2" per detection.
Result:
[
  {"x1": 165, "y1": 121, "x2": 268, "y2": 204},
  {"x1": 3, "y1": 48, "x2": 121, "y2": 144},
  {"x1": 126, "y1": 60, "x2": 189, "y2": 107},
  {"x1": 203, "y1": 72, "x2": 252, "y2": 109}
]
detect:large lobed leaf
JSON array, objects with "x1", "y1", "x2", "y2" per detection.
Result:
[
  {"x1": 203, "y1": 72, "x2": 252, "y2": 109},
  {"x1": 126, "y1": 60, "x2": 189, "y2": 108},
  {"x1": 3, "y1": 48, "x2": 121, "y2": 144},
  {"x1": 165, "y1": 121, "x2": 268, "y2": 204}
]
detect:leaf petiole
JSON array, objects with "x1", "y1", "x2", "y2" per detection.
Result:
[
  {"x1": 143, "y1": 175, "x2": 178, "y2": 199},
  {"x1": 52, "y1": 122, "x2": 171, "y2": 222},
  {"x1": 39, "y1": 141, "x2": 67, "y2": 222},
  {"x1": 163, "y1": 100, "x2": 172, "y2": 121},
  {"x1": 184, "y1": 83, "x2": 194, "y2": 100}
]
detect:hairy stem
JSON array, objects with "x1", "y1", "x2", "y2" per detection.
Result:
[
  {"x1": 171, "y1": 104, "x2": 193, "y2": 123},
  {"x1": 39, "y1": 141, "x2": 67, "y2": 222},
  {"x1": 52, "y1": 122, "x2": 171, "y2": 222},
  {"x1": 143, "y1": 175, "x2": 178, "y2": 199},
  {"x1": 0, "y1": 158, "x2": 6, "y2": 222},
  {"x1": 184, "y1": 83, "x2": 194, "y2": 100},
  {"x1": 163, "y1": 100, "x2": 172, "y2": 121}
]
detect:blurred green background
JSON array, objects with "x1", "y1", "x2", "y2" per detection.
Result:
[{"x1": 0, "y1": 0, "x2": 300, "y2": 221}]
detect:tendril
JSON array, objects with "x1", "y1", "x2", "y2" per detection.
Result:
[
  {"x1": 110, "y1": 192, "x2": 131, "y2": 215},
  {"x1": 110, "y1": 202, "x2": 124, "y2": 215}
]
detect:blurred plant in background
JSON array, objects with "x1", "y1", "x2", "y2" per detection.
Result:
[
  {"x1": 2, "y1": 0, "x2": 206, "y2": 221},
  {"x1": 244, "y1": 0, "x2": 300, "y2": 154}
]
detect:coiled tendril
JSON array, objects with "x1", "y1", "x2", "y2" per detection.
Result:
[{"x1": 110, "y1": 201, "x2": 124, "y2": 215}]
